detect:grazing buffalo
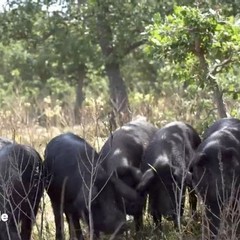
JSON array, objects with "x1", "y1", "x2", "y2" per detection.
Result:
[
  {"x1": 191, "y1": 119, "x2": 240, "y2": 238},
  {"x1": 99, "y1": 117, "x2": 157, "y2": 230},
  {"x1": 137, "y1": 121, "x2": 201, "y2": 228},
  {"x1": 0, "y1": 138, "x2": 43, "y2": 240},
  {"x1": 44, "y1": 132, "x2": 141, "y2": 240},
  {"x1": 203, "y1": 117, "x2": 240, "y2": 140},
  {"x1": 0, "y1": 137, "x2": 13, "y2": 149}
]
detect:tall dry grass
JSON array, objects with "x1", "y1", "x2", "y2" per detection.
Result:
[{"x1": 0, "y1": 94, "x2": 239, "y2": 239}]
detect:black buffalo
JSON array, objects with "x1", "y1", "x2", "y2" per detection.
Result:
[
  {"x1": 0, "y1": 138, "x2": 43, "y2": 240},
  {"x1": 203, "y1": 117, "x2": 240, "y2": 140},
  {"x1": 44, "y1": 132, "x2": 141, "y2": 240},
  {"x1": 99, "y1": 117, "x2": 157, "y2": 230},
  {"x1": 0, "y1": 137, "x2": 13, "y2": 149},
  {"x1": 191, "y1": 119, "x2": 240, "y2": 238},
  {"x1": 137, "y1": 121, "x2": 201, "y2": 228}
]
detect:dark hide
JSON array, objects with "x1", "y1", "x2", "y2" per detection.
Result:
[
  {"x1": 0, "y1": 140, "x2": 43, "y2": 240},
  {"x1": 137, "y1": 121, "x2": 201, "y2": 229},
  {"x1": 203, "y1": 117, "x2": 240, "y2": 140},
  {"x1": 99, "y1": 117, "x2": 157, "y2": 230},
  {"x1": 191, "y1": 122, "x2": 240, "y2": 238},
  {"x1": 44, "y1": 132, "x2": 141, "y2": 240}
]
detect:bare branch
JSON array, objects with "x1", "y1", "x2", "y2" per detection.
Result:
[
  {"x1": 122, "y1": 39, "x2": 147, "y2": 56},
  {"x1": 209, "y1": 55, "x2": 233, "y2": 76}
]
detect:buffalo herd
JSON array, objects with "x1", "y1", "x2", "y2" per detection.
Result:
[{"x1": 0, "y1": 117, "x2": 240, "y2": 239}]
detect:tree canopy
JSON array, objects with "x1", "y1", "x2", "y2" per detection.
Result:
[{"x1": 0, "y1": 1, "x2": 240, "y2": 126}]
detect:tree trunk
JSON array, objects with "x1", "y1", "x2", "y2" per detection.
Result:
[
  {"x1": 105, "y1": 62, "x2": 130, "y2": 126},
  {"x1": 96, "y1": 3, "x2": 130, "y2": 126},
  {"x1": 194, "y1": 37, "x2": 227, "y2": 118},
  {"x1": 74, "y1": 65, "x2": 86, "y2": 124},
  {"x1": 212, "y1": 83, "x2": 227, "y2": 118}
]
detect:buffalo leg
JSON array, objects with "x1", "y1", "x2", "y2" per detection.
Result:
[
  {"x1": 134, "y1": 212, "x2": 143, "y2": 231},
  {"x1": 206, "y1": 202, "x2": 220, "y2": 238},
  {"x1": 6, "y1": 221, "x2": 21, "y2": 240},
  {"x1": 72, "y1": 216, "x2": 83, "y2": 240},
  {"x1": 52, "y1": 201, "x2": 65, "y2": 240},
  {"x1": 151, "y1": 206, "x2": 162, "y2": 229},
  {"x1": 149, "y1": 194, "x2": 162, "y2": 229},
  {"x1": 21, "y1": 191, "x2": 42, "y2": 240},
  {"x1": 188, "y1": 187, "x2": 197, "y2": 217},
  {"x1": 21, "y1": 215, "x2": 33, "y2": 240},
  {"x1": 66, "y1": 214, "x2": 75, "y2": 239},
  {"x1": 180, "y1": 193, "x2": 185, "y2": 217},
  {"x1": 66, "y1": 213, "x2": 84, "y2": 240}
]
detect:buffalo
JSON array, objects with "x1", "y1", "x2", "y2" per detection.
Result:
[
  {"x1": 203, "y1": 117, "x2": 240, "y2": 140},
  {"x1": 0, "y1": 138, "x2": 43, "y2": 240},
  {"x1": 137, "y1": 121, "x2": 201, "y2": 229},
  {"x1": 191, "y1": 118, "x2": 240, "y2": 238},
  {"x1": 99, "y1": 117, "x2": 157, "y2": 230},
  {"x1": 44, "y1": 132, "x2": 141, "y2": 240},
  {"x1": 0, "y1": 137, "x2": 13, "y2": 149}
]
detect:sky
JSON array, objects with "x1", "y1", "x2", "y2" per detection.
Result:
[
  {"x1": 0, "y1": 0, "x2": 8, "y2": 11},
  {"x1": 0, "y1": 0, "x2": 63, "y2": 12}
]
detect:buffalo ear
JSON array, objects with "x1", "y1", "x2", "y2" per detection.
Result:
[
  {"x1": 223, "y1": 147, "x2": 240, "y2": 169},
  {"x1": 136, "y1": 169, "x2": 155, "y2": 194},
  {"x1": 194, "y1": 153, "x2": 208, "y2": 167},
  {"x1": 173, "y1": 168, "x2": 193, "y2": 187},
  {"x1": 111, "y1": 176, "x2": 139, "y2": 202},
  {"x1": 116, "y1": 166, "x2": 142, "y2": 187},
  {"x1": 185, "y1": 171, "x2": 193, "y2": 187}
]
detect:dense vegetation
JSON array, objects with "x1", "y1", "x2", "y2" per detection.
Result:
[
  {"x1": 0, "y1": 1, "x2": 240, "y2": 239},
  {"x1": 0, "y1": 0, "x2": 239, "y2": 130}
]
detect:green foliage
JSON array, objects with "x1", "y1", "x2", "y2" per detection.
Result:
[
  {"x1": 0, "y1": 1, "x2": 240, "y2": 122},
  {"x1": 146, "y1": 6, "x2": 240, "y2": 102},
  {"x1": 147, "y1": 6, "x2": 240, "y2": 63}
]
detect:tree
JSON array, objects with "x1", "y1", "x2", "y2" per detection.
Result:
[
  {"x1": 0, "y1": 1, "x2": 98, "y2": 123},
  {"x1": 146, "y1": 6, "x2": 240, "y2": 118},
  {"x1": 91, "y1": 1, "x2": 148, "y2": 124}
]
